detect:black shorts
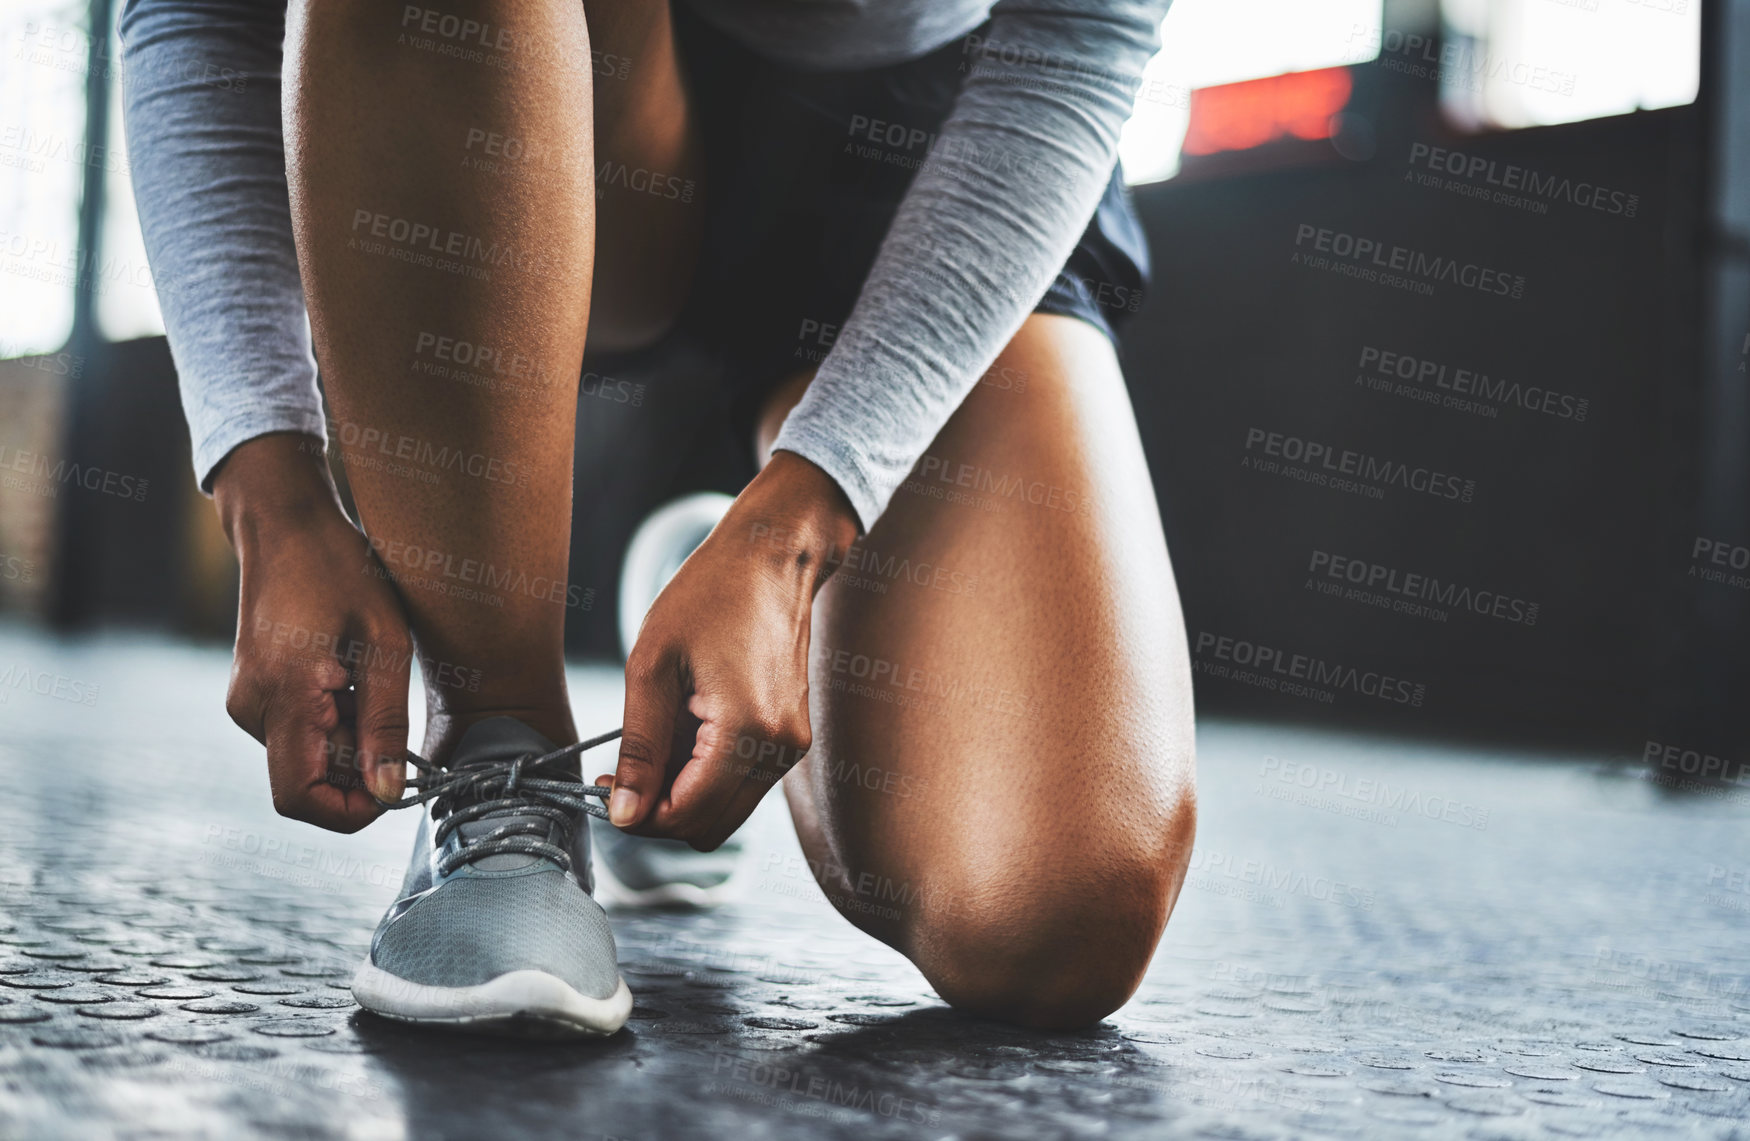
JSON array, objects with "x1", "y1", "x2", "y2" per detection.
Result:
[{"x1": 666, "y1": 2, "x2": 1153, "y2": 442}]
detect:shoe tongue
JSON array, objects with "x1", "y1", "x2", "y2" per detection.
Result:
[{"x1": 447, "y1": 717, "x2": 572, "y2": 872}]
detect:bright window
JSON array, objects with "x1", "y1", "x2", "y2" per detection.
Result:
[
  {"x1": 1439, "y1": 0, "x2": 1700, "y2": 130},
  {"x1": 1121, "y1": 0, "x2": 1385, "y2": 185},
  {"x1": 97, "y1": 15, "x2": 164, "y2": 342},
  {"x1": 0, "y1": 2, "x2": 89, "y2": 359}
]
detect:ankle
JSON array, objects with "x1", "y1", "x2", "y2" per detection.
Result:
[{"x1": 421, "y1": 694, "x2": 576, "y2": 767}]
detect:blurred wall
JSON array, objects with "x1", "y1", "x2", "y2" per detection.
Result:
[{"x1": 1124, "y1": 99, "x2": 1709, "y2": 751}]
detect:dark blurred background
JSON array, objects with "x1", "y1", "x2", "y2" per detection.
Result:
[{"x1": 3, "y1": 0, "x2": 1744, "y2": 766}]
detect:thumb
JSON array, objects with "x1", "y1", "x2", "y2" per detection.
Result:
[{"x1": 615, "y1": 647, "x2": 681, "y2": 828}]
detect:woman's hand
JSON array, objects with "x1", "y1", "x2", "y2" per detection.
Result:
[
  {"x1": 215, "y1": 433, "x2": 412, "y2": 832},
  {"x1": 609, "y1": 451, "x2": 859, "y2": 850}
]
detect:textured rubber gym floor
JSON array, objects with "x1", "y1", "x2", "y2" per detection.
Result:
[{"x1": 0, "y1": 626, "x2": 1746, "y2": 1140}]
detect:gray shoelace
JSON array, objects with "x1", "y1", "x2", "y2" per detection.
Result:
[{"x1": 379, "y1": 727, "x2": 621, "y2": 877}]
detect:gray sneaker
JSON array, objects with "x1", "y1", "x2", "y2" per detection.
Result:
[
  {"x1": 351, "y1": 718, "x2": 632, "y2": 1037},
  {"x1": 589, "y1": 817, "x2": 748, "y2": 908}
]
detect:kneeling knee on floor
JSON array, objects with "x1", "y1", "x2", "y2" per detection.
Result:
[{"x1": 912, "y1": 881, "x2": 1165, "y2": 1029}]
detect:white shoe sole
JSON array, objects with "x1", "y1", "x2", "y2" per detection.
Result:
[
  {"x1": 591, "y1": 851, "x2": 745, "y2": 910},
  {"x1": 352, "y1": 963, "x2": 633, "y2": 1038}
]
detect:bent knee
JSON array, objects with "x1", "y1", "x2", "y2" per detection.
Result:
[
  {"x1": 907, "y1": 823, "x2": 1193, "y2": 1029},
  {"x1": 913, "y1": 887, "x2": 1160, "y2": 1029}
]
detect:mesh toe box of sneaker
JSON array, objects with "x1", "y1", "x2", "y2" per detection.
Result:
[{"x1": 371, "y1": 869, "x2": 621, "y2": 999}]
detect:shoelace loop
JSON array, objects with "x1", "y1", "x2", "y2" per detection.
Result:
[{"x1": 379, "y1": 727, "x2": 621, "y2": 877}]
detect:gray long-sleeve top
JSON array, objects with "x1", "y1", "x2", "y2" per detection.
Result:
[{"x1": 119, "y1": 0, "x2": 1171, "y2": 531}]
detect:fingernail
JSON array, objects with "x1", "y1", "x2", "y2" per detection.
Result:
[
  {"x1": 367, "y1": 760, "x2": 404, "y2": 805},
  {"x1": 609, "y1": 787, "x2": 640, "y2": 827}
]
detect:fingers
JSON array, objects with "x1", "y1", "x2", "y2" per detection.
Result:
[
  {"x1": 225, "y1": 652, "x2": 278, "y2": 746},
  {"x1": 260, "y1": 660, "x2": 384, "y2": 834},
  {"x1": 352, "y1": 629, "x2": 412, "y2": 804},
  {"x1": 645, "y1": 719, "x2": 761, "y2": 840},
  {"x1": 614, "y1": 644, "x2": 683, "y2": 828},
  {"x1": 647, "y1": 716, "x2": 811, "y2": 850},
  {"x1": 640, "y1": 718, "x2": 746, "y2": 842},
  {"x1": 226, "y1": 641, "x2": 345, "y2": 748},
  {"x1": 694, "y1": 730, "x2": 808, "y2": 852}
]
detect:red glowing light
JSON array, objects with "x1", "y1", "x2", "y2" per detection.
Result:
[{"x1": 1182, "y1": 67, "x2": 1355, "y2": 157}]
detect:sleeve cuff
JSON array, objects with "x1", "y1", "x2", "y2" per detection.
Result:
[
  {"x1": 192, "y1": 409, "x2": 329, "y2": 495},
  {"x1": 770, "y1": 425, "x2": 889, "y2": 535}
]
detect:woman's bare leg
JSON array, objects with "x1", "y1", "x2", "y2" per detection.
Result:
[
  {"x1": 758, "y1": 314, "x2": 1198, "y2": 1028},
  {"x1": 283, "y1": 0, "x2": 695, "y2": 761}
]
